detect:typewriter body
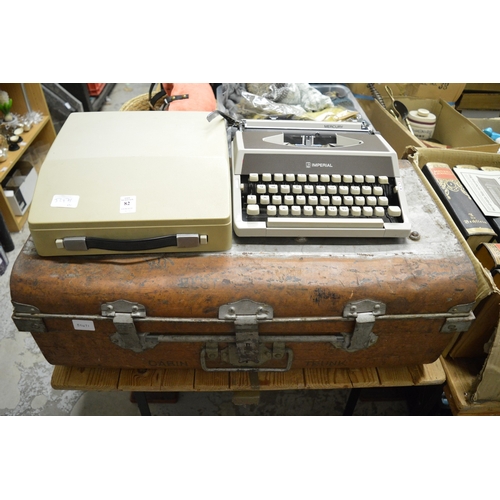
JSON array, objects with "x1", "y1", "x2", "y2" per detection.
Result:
[{"x1": 231, "y1": 119, "x2": 412, "y2": 238}]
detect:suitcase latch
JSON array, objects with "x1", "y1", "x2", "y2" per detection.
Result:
[
  {"x1": 343, "y1": 300, "x2": 385, "y2": 351},
  {"x1": 101, "y1": 300, "x2": 158, "y2": 353},
  {"x1": 219, "y1": 299, "x2": 273, "y2": 365}
]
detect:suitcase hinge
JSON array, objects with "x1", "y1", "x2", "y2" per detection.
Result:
[
  {"x1": 343, "y1": 300, "x2": 385, "y2": 351},
  {"x1": 441, "y1": 310, "x2": 475, "y2": 333},
  {"x1": 101, "y1": 300, "x2": 158, "y2": 353},
  {"x1": 218, "y1": 299, "x2": 274, "y2": 365},
  {"x1": 11, "y1": 302, "x2": 47, "y2": 333}
]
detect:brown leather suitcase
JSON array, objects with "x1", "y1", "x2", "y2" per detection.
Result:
[{"x1": 10, "y1": 161, "x2": 478, "y2": 372}]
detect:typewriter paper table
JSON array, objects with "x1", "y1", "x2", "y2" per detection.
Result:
[{"x1": 10, "y1": 160, "x2": 478, "y2": 413}]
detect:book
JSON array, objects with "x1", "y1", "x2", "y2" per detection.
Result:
[
  {"x1": 475, "y1": 242, "x2": 500, "y2": 271},
  {"x1": 422, "y1": 162, "x2": 496, "y2": 252}
]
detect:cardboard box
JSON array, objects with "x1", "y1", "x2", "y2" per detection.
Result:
[
  {"x1": 457, "y1": 84, "x2": 500, "y2": 111},
  {"x1": 405, "y1": 147, "x2": 500, "y2": 407},
  {"x1": 347, "y1": 83, "x2": 466, "y2": 105},
  {"x1": 468, "y1": 117, "x2": 500, "y2": 143},
  {"x1": 3, "y1": 161, "x2": 38, "y2": 216},
  {"x1": 360, "y1": 97, "x2": 498, "y2": 158}
]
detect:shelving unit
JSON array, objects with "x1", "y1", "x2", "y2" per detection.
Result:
[{"x1": 0, "y1": 83, "x2": 56, "y2": 232}]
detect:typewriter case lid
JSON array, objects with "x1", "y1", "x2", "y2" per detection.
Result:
[{"x1": 28, "y1": 111, "x2": 232, "y2": 255}]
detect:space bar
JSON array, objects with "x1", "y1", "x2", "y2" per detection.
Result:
[{"x1": 267, "y1": 217, "x2": 385, "y2": 228}]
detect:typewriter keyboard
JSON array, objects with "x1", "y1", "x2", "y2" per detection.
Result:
[{"x1": 240, "y1": 172, "x2": 406, "y2": 230}]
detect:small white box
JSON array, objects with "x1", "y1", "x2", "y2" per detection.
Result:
[{"x1": 5, "y1": 161, "x2": 38, "y2": 216}]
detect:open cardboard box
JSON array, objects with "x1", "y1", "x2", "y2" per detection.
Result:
[
  {"x1": 347, "y1": 83, "x2": 466, "y2": 104},
  {"x1": 405, "y1": 147, "x2": 500, "y2": 411},
  {"x1": 360, "y1": 97, "x2": 498, "y2": 158}
]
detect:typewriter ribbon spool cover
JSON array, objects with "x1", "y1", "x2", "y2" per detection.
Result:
[{"x1": 28, "y1": 111, "x2": 232, "y2": 256}]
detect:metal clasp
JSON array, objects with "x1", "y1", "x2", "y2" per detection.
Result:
[
  {"x1": 218, "y1": 299, "x2": 273, "y2": 365},
  {"x1": 102, "y1": 300, "x2": 158, "y2": 353},
  {"x1": 342, "y1": 300, "x2": 385, "y2": 351}
]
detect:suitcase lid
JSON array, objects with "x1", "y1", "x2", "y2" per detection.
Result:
[{"x1": 12, "y1": 160, "x2": 478, "y2": 321}]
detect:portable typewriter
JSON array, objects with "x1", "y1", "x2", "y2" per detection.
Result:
[{"x1": 231, "y1": 118, "x2": 412, "y2": 238}]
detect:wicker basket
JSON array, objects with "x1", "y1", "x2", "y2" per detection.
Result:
[{"x1": 120, "y1": 93, "x2": 157, "y2": 111}]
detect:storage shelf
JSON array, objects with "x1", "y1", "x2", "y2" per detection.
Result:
[{"x1": 0, "y1": 83, "x2": 56, "y2": 232}]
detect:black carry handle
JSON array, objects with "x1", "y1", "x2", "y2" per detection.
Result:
[
  {"x1": 86, "y1": 235, "x2": 177, "y2": 251},
  {"x1": 57, "y1": 234, "x2": 204, "y2": 252}
]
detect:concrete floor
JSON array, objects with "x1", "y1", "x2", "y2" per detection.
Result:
[{"x1": 1, "y1": 83, "x2": 428, "y2": 416}]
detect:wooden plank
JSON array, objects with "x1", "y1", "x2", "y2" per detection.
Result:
[
  {"x1": 161, "y1": 369, "x2": 196, "y2": 391},
  {"x1": 258, "y1": 369, "x2": 305, "y2": 390},
  {"x1": 304, "y1": 368, "x2": 351, "y2": 389},
  {"x1": 377, "y1": 365, "x2": 414, "y2": 387},
  {"x1": 407, "y1": 359, "x2": 446, "y2": 386},
  {"x1": 194, "y1": 370, "x2": 230, "y2": 391},
  {"x1": 347, "y1": 367, "x2": 380, "y2": 387},
  {"x1": 229, "y1": 372, "x2": 255, "y2": 391},
  {"x1": 118, "y1": 368, "x2": 166, "y2": 392},
  {"x1": 441, "y1": 357, "x2": 485, "y2": 414},
  {"x1": 51, "y1": 365, "x2": 120, "y2": 391}
]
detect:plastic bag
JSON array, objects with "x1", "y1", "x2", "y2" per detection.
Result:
[{"x1": 219, "y1": 83, "x2": 359, "y2": 122}]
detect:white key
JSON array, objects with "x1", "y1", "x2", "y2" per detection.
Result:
[
  {"x1": 267, "y1": 217, "x2": 385, "y2": 229},
  {"x1": 331, "y1": 196, "x2": 342, "y2": 206},
  {"x1": 378, "y1": 196, "x2": 389, "y2": 206},
  {"x1": 304, "y1": 185, "x2": 314, "y2": 194},
  {"x1": 296, "y1": 195, "x2": 306, "y2": 205},
  {"x1": 308, "y1": 174, "x2": 318, "y2": 182},
  {"x1": 279, "y1": 205, "x2": 289, "y2": 216},
  {"x1": 280, "y1": 184, "x2": 290, "y2": 194},
  {"x1": 286, "y1": 174, "x2": 295, "y2": 182},
  {"x1": 362, "y1": 186, "x2": 372, "y2": 195},
  {"x1": 327, "y1": 185, "x2": 337, "y2": 195},
  {"x1": 379, "y1": 176, "x2": 389, "y2": 184},
  {"x1": 365, "y1": 175, "x2": 376, "y2": 183},
  {"x1": 247, "y1": 195, "x2": 257, "y2": 204},
  {"x1": 339, "y1": 206, "x2": 349, "y2": 216},
  {"x1": 350, "y1": 186, "x2": 361, "y2": 195},
  {"x1": 388, "y1": 206, "x2": 402, "y2": 217},
  {"x1": 343, "y1": 175, "x2": 353, "y2": 183},
  {"x1": 367, "y1": 196, "x2": 377, "y2": 206},
  {"x1": 373, "y1": 186, "x2": 384, "y2": 196},
  {"x1": 262, "y1": 173, "x2": 272, "y2": 182},
  {"x1": 297, "y1": 174, "x2": 307, "y2": 182},
  {"x1": 315, "y1": 206, "x2": 326, "y2": 216},
  {"x1": 267, "y1": 205, "x2": 277, "y2": 216},
  {"x1": 354, "y1": 175, "x2": 364, "y2": 183},
  {"x1": 344, "y1": 196, "x2": 353, "y2": 206},
  {"x1": 320, "y1": 174, "x2": 330, "y2": 183},
  {"x1": 274, "y1": 173, "x2": 284, "y2": 182},
  {"x1": 351, "y1": 206, "x2": 362, "y2": 217},
  {"x1": 247, "y1": 204, "x2": 260, "y2": 216},
  {"x1": 291, "y1": 206, "x2": 301, "y2": 216},
  {"x1": 284, "y1": 195, "x2": 294, "y2": 205},
  {"x1": 249, "y1": 173, "x2": 259, "y2": 182},
  {"x1": 256, "y1": 184, "x2": 266, "y2": 194},
  {"x1": 268, "y1": 184, "x2": 278, "y2": 194},
  {"x1": 315, "y1": 185, "x2": 326, "y2": 195},
  {"x1": 260, "y1": 195, "x2": 270, "y2": 205},
  {"x1": 320, "y1": 195, "x2": 330, "y2": 206},
  {"x1": 374, "y1": 207, "x2": 385, "y2": 217},
  {"x1": 355, "y1": 196, "x2": 365, "y2": 206},
  {"x1": 339, "y1": 185, "x2": 349, "y2": 195},
  {"x1": 363, "y1": 206, "x2": 373, "y2": 217},
  {"x1": 303, "y1": 206, "x2": 314, "y2": 216},
  {"x1": 327, "y1": 206, "x2": 338, "y2": 216},
  {"x1": 308, "y1": 195, "x2": 318, "y2": 205},
  {"x1": 272, "y1": 195, "x2": 282, "y2": 205},
  {"x1": 292, "y1": 185, "x2": 302, "y2": 194},
  {"x1": 331, "y1": 174, "x2": 341, "y2": 183}
]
